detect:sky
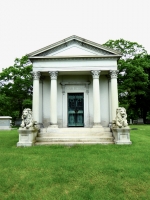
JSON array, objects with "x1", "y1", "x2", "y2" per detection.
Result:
[{"x1": 0, "y1": 0, "x2": 150, "y2": 72}]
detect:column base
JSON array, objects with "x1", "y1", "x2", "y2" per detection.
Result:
[
  {"x1": 93, "y1": 123, "x2": 103, "y2": 128},
  {"x1": 48, "y1": 124, "x2": 58, "y2": 128}
]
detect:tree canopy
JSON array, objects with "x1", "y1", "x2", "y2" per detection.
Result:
[
  {"x1": 103, "y1": 39, "x2": 150, "y2": 122},
  {"x1": 104, "y1": 38, "x2": 147, "y2": 60},
  {"x1": 0, "y1": 56, "x2": 32, "y2": 121}
]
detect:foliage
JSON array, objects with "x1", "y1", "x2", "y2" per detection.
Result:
[
  {"x1": 103, "y1": 39, "x2": 150, "y2": 122},
  {"x1": 0, "y1": 56, "x2": 32, "y2": 120},
  {"x1": 104, "y1": 38, "x2": 147, "y2": 60},
  {"x1": 1, "y1": 126, "x2": 150, "y2": 199}
]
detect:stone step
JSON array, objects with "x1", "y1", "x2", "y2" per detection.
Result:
[
  {"x1": 38, "y1": 132, "x2": 112, "y2": 138},
  {"x1": 35, "y1": 141, "x2": 114, "y2": 145},
  {"x1": 36, "y1": 136, "x2": 114, "y2": 143},
  {"x1": 39, "y1": 127, "x2": 111, "y2": 135}
]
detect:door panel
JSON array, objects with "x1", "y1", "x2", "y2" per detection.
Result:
[{"x1": 68, "y1": 93, "x2": 84, "y2": 127}]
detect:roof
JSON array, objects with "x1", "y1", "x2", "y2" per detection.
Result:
[{"x1": 27, "y1": 35, "x2": 122, "y2": 58}]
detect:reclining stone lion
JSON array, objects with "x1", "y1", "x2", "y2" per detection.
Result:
[
  {"x1": 20, "y1": 108, "x2": 34, "y2": 129},
  {"x1": 113, "y1": 107, "x2": 128, "y2": 128}
]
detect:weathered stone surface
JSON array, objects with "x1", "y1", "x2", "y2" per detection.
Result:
[
  {"x1": 17, "y1": 108, "x2": 39, "y2": 147},
  {"x1": 111, "y1": 107, "x2": 132, "y2": 145},
  {"x1": 0, "y1": 116, "x2": 12, "y2": 130},
  {"x1": 112, "y1": 127, "x2": 132, "y2": 145},
  {"x1": 20, "y1": 108, "x2": 34, "y2": 128},
  {"x1": 17, "y1": 127, "x2": 39, "y2": 147}
]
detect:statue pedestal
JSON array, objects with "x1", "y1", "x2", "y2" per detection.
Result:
[
  {"x1": 112, "y1": 127, "x2": 132, "y2": 145},
  {"x1": 17, "y1": 127, "x2": 39, "y2": 147}
]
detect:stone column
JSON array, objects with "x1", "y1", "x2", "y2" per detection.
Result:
[
  {"x1": 49, "y1": 71, "x2": 58, "y2": 127},
  {"x1": 32, "y1": 71, "x2": 40, "y2": 124},
  {"x1": 108, "y1": 76, "x2": 112, "y2": 124},
  {"x1": 110, "y1": 70, "x2": 119, "y2": 121},
  {"x1": 91, "y1": 70, "x2": 101, "y2": 127}
]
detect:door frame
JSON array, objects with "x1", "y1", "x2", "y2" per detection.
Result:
[
  {"x1": 61, "y1": 82, "x2": 90, "y2": 128},
  {"x1": 67, "y1": 93, "x2": 84, "y2": 127}
]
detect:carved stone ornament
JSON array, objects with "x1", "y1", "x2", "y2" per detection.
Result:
[
  {"x1": 20, "y1": 108, "x2": 34, "y2": 129},
  {"x1": 32, "y1": 71, "x2": 41, "y2": 80},
  {"x1": 110, "y1": 70, "x2": 119, "y2": 79},
  {"x1": 91, "y1": 70, "x2": 101, "y2": 79},
  {"x1": 49, "y1": 71, "x2": 58, "y2": 80},
  {"x1": 112, "y1": 107, "x2": 128, "y2": 128},
  {"x1": 111, "y1": 107, "x2": 132, "y2": 145}
]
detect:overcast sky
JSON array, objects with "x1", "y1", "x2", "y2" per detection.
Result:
[{"x1": 0, "y1": 0, "x2": 150, "y2": 71}]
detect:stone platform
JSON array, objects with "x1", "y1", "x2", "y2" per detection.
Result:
[{"x1": 35, "y1": 127, "x2": 114, "y2": 145}]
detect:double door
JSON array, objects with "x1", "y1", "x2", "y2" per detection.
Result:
[{"x1": 68, "y1": 93, "x2": 84, "y2": 127}]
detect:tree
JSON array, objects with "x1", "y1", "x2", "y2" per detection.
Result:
[
  {"x1": 0, "y1": 55, "x2": 33, "y2": 121},
  {"x1": 104, "y1": 38, "x2": 147, "y2": 60},
  {"x1": 103, "y1": 39, "x2": 150, "y2": 122}
]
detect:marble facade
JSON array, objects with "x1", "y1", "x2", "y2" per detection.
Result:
[{"x1": 27, "y1": 35, "x2": 122, "y2": 144}]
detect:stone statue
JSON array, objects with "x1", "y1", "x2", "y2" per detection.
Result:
[
  {"x1": 113, "y1": 107, "x2": 128, "y2": 128},
  {"x1": 111, "y1": 107, "x2": 132, "y2": 145},
  {"x1": 20, "y1": 108, "x2": 33, "y2": 129}
]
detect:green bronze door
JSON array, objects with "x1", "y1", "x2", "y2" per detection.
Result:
[{"x1": 68, "y1": 93, "x2": 84, "y2": 127}]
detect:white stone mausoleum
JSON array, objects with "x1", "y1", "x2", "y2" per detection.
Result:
[{"x1": 27, "y1": 35, "x2": 122, "y2": 144}]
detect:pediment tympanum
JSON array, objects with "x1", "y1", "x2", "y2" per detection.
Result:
[{"x1": 28, "y1": 35, "x2": 121, "y2": 58}]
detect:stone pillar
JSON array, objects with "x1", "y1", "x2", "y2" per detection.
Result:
[
  {"x1": 110, "y1": 70, "x2": 119, "y2": 121},
  {"x1": 49, "y1": 71, "x2": 58, "y2": 127},
  {"x1": 91, "y1": 70, "x2": 101, "y2": 127},
  {"x1": 32, "y1": 71, "x2": 40, "y2": 124},
  {"x1": 108, "y1": 76, "x2": 112, "y2": 125}
]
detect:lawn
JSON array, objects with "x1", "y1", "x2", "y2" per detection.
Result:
[{"x1": 0, "y1": 125, "x2": 150, "y2": 200}]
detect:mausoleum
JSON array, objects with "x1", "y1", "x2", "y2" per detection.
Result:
[{"x1": 27, "y1": 35, "x2": 122, "y2": 144}]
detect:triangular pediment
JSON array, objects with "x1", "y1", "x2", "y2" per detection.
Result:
[
  {"x1": 48, "y1": 45, "x2": 99, "y2": 56},
  {"x1": 28, "y1": 35, "x2": 121, "y2": 58}
]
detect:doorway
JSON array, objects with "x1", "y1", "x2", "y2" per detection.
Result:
[{"x1": 68, "y1": 93, "x2": 84, "y2": 127}]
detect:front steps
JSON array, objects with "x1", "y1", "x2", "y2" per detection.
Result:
[{"x1": 35, "y1": 127, "x2": 114, "y2": 145}]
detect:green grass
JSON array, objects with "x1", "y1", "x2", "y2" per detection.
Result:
[{"x1": 0, "y1": 125, "x2": 150, "y2": 200}]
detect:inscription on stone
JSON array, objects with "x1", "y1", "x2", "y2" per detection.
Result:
[
  {"x1": 120, "y1": 134, "x2": 127, "y2": 140},
  {"x1": 21, "y1": 135, "x2": 29, "y2": 141},
  {"x1": 66, "y1": 86, "x2": 85, "y2": 90}
]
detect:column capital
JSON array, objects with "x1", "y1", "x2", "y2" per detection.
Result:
[
  {"x1": 32, "y1": 71, "x2": 41, "y2": 80},
  {"x1": 91, "y1": 70, "x2": 101, "y2": 79},
  {"x1": 110, "y1": 70, "x2": 119, "y2": 79},
  {"x1": 49, "y1": 71, "x2": 58, "y2": 80}
]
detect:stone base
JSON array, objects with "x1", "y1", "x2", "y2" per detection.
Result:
[
  {"x1": 0, "y1": 126, "x2": 12, "y2": 130},
  {"x1": 93, "y1": 123, "x2": 103, "y2": 128},
  {"x1": 112, "y1": 127, "x2": 132, "y2": 145},
  {"x1": 17, "y1": 127, "x2": 39, "y2": 147},
  {"x1": 17, "y1": 142, "x2": 35, "y2": 147}
]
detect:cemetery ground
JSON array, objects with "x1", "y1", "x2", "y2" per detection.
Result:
[{"x1": 0, "y1": 125, "x2": 150, "y2": 200}]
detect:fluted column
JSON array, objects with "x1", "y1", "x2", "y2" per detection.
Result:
[
  {"x1": 32, "y1": 71, "x2": 40, "y2": 123},
  {"x1": 49, "y1": 71, "x2": 58, "y2": 126},
  {"x1": 110, "y1": 70, "x2": 119, "y2": 121},
  {"x1": 91, "y1": 70, "x2": 101, "y2": 127}
]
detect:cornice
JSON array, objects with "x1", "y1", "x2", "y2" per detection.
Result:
[{"x1": 29, "y1": 55, "x2": 121, "y2": 61}]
